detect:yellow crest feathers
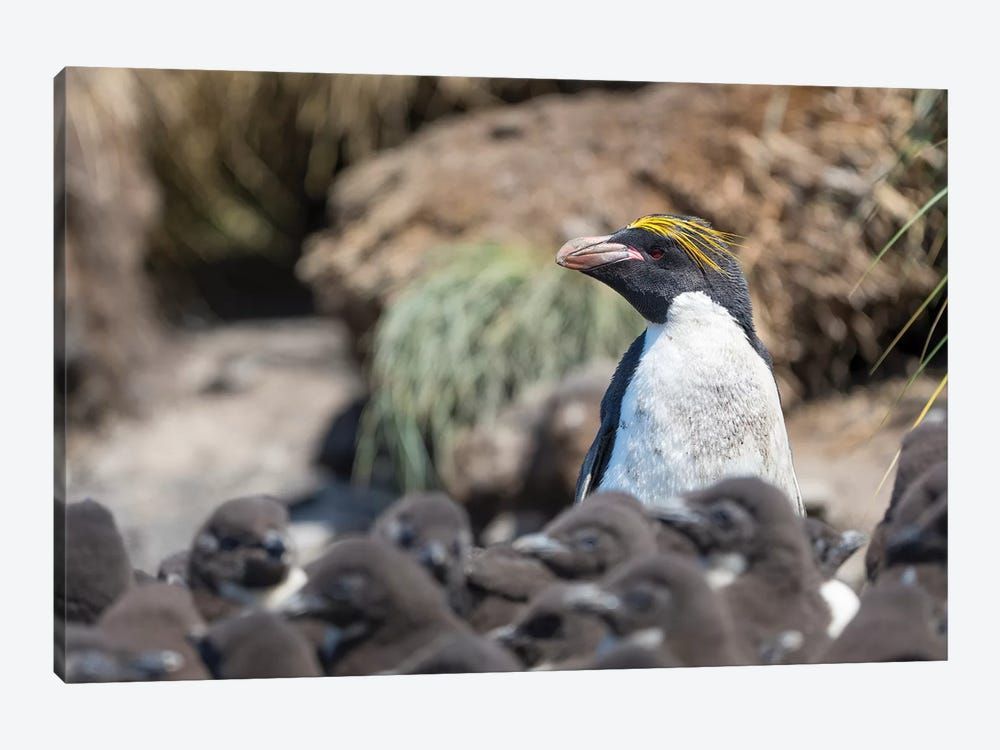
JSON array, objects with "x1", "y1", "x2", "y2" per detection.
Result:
[{"x1": 626, "y1": 214, "x2": 741, "y2": 273}]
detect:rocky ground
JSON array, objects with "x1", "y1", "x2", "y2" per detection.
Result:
[
  {"x1": 63, "y1": 316, "x2": 941, "y2": 590},
  {"x1": 64, "y1": 318, "x2": 377, "y2": 571}
]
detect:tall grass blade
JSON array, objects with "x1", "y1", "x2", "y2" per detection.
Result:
[
  {"x1": 851, "y1": 186, "x2": 948, "y2": 296},
  {"x1": 869, "y1": 274, "x2": 947, "y2": 375},
  {"x1": 875, "y1": 334, "x2": 947, "y2": 432}
]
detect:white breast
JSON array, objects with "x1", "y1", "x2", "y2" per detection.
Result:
[
  {"x1": 820, "y1": 579, "x2": 861, "y2": 639},
  {"x1": 597, "y1": 291, "x2": 801, "y2": 511}
]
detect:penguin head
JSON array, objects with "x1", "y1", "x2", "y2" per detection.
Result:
[
  {"x1": 59, "y1": 497, "x2": 133, "y2": 624},
  {"x1": 565, "y1": 553, "x2": 715, "y2": 638},
  {"x1": 654, "y1": 477, "x2": 807, "y2": 572},
  {"x1": 189, "y1": 495, "x2": 293, "y2": 591},
  {"x1": 283, "y1": 537, "x2": 451, "y2": 648},
  {"x1": 884, "y1": 465, "x2": 948, "y2": 568},
  {"x1": 490, "y1": 583, "x2": 608, "y2": 668},
  {"x1": 512, "y1": 492, "x2": 658, "y2": 579},
  {"x1": 189, "y1": 610, "x2": 321, "y2": 679},
  {"x1": 556, "y1": 213, "x2": 754, "y2": 329},
  {"x1": 372, "y1": 492, "x2": 473, "y2": 592},
  {"x1": 803, "y1": 517, "x2": 866, "y2": 579}
]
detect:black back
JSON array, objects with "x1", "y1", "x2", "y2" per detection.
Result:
[{"x1": 574, "y1": 332, "x2": 645, "y2": 501}]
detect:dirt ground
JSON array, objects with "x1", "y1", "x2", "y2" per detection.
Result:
[{"x1": 63, "y1": 317, "x2": 941, "y2": 588}]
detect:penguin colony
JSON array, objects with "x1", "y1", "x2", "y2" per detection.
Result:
[
  {"x1": 55, "y1": 416, "x2": 947, "y2": 681},
  {"x1": 55, "y1": 214, "x2": 947, "y2": 679}
]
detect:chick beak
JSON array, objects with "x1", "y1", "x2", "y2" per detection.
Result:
[
  {"x1": 420, "y1": 541, "x2": 450, "y2": 579},
  {"x1": 834, "y1": 530, "x2": 867, "y2": 560},
  {"x1": 262, "y1": 530, "x2": 289, "y2": 562},
  {"x1": 280, "y1": 590, "x2": 331, "y2": 620},
  {"x1": 650, "y1": 503, "x2": 714, "y2": 551},
  {"x1": 563, "y1": 583, "x2": 622, "y2": 617},
  {"x1": 556, "y1": 235, "x2": 643, "y2": 271},
  {"x1": 512, "y1": 533, "x2": 571, "y2": 560}
]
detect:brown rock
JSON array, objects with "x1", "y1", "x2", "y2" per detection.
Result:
[{"x1": 300, "y1": 83, "x2": 940, "y2": 401}]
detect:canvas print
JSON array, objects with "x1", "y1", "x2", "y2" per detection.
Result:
[{"x1": 54, "y1": 68, "x2": 947, "y2": 681}]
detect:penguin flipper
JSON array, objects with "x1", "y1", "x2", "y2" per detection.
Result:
[
  {"x1": 575, "y1": 423, "x2": 610, "y2": 502},
  {"x1": 574, "y1": 332, "x2": 646, "y2": 503}
]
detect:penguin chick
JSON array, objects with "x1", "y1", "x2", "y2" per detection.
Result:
[
  {"x1": 880, "y1": 485, "x2": 948, "y2": 616},
  {"x1": 867, "y1": 462, "x2": 947, "y2": 581},
  {"x1": 820, "y1": 570, "x2": 946, "y2": 663},
  {"x1": 56, "y1": 498, "x2": 132, "y2": 624},
  {"x1": 490, "y1": 583, "x2": 609, "y2": 670},
  {"x1": 803, "y1": 518, "x2": 866, "y2": 580},
  {"x1": 655, "y1": 477, "x2": 831, "y2": 663},
  {"x1": 462, "y1": 544, "x2": 558, "y2": 633},
  {"x1": 192, "y1": 610, "x2": 322, "y2": 679},
  {"x1": 60, "y1": 623, "x2": 185, "y2": 683},
  {"x1": 96, "y1": 582, "x2": 210, "y2": 680},
  {"x1": 802, "y1": 517, "x2": 865, "y2": 640},
  {"x1": 371, "y1": 492, "x2": 473, "y2": 614},
  {"x1": 884, "y1": 492, "x2": 947, "y2": 570},
  {"x1": 566, "y1": 552, "x2": 748, "y2": 667},
  {"x1": 512, "y1": 491, "x2": 659, "y2": 579},
  {"x1": 889, "y1": 419, "x2": 947, "y2": 510},
  {"x1": 187, "y1": 495, "x2": 305, "y2": 621},
  {"x1": 282, "y1": 536, "x2": 486, "y2": 676},
  {"x1": 157, "y1": 550, "x2": 190, "y2": 587}
]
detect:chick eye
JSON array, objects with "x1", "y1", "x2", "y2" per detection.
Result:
[
  {"x1": 575, "y1": 532, "x2": 600, "y2": 551},
  {"x1": 624, "y1": 586, "x2": 655, "y2": 613},
  {"x1": 523, "y1": 613, "x2": 562, "y2": 639},
  {"x1": 218, "y1": 536, "x2": 240, "y2": 551},
  {"x1": 648, "y1": 249, "x2": 665, "y2": 260},
  {"x1": 395, "y1": 524, "x2": 416, "y2": 549},
  {"x1": 710, "y1": 508, "x2": 733, "y2": 529}
]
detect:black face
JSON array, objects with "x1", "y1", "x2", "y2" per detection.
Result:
[{"x1": 556, "y1": 218, "x2": 762, "y2": 352}]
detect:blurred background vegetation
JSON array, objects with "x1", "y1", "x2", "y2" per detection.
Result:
[{"x1": 58, "y1": 69, "x2": 946, "y2": 570}]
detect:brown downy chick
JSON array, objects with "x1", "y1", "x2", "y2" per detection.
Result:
[
  {"x1": 372, "y1": 492, "x2": 474, "y2": 615},
  {"x1": 57, "y1": 498, "x2": 132, "y2": 625},
  {"x1": 95, "y1": 582, "x2": 210, "y2": 680},
  {"x1": 283, "y1": 536, "x2": 515, "y2": 676},
  {"x1": 512, "y1": 491, "x2": 659, "y2": 580},
  {"x1": 187, "y1": 495, "x2": 305, "y2": 622},
  {"x1": 191, "y1": 610, "x2": 322, "y2": 679},
  {"x1": 655, "y1": 477, "x2": 832, "y2": 664},
  {"x1": 567, "y1": 552, "x2": 749, "y2": 667},
  {"x1": 490, "y1": 583, "x2": 610, "y2": 670},
  {"x1": 462, "y1": 544, "x2": 558, "y2": 633}
]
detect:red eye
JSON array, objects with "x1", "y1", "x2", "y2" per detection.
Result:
[{"x1": 649, "y1": 249, "x2": 665, "y2": 260}]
